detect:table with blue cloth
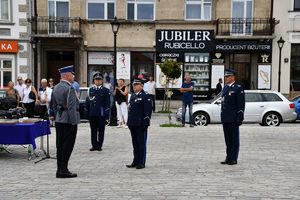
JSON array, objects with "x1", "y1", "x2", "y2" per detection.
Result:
[{"x1": 0, "y1": 120, "x2": 51, "y2": 158}]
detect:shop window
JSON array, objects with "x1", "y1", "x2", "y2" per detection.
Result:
[
  {"x1": 131, "y1": 52, "x2": 154, "y2": 80},
  {"x1": 290, "y1": 44, "x2": 300, "y2": 91},
  {"x1": 0, "y1": 0, "x2": 9, "y2": 21},
  {"x1": 87, "y1": 0, "x2": 115, "y2": 20},
  {"x1": 295, "y1": 0, "x2": 300, "y2": 11},
  {"x1": 127, "y1": 0, "x2": 155, "y2": 21},
  {"x1": 185, "y1": 0, "x2": 212, "y2": 20},
  {"x1": 0, "y1": 59, "x2": 12, "y2": 87}
]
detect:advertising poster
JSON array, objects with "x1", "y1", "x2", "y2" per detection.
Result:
[
  {"x1": 155, "y1": 64, "x2": 183, "y2": 89},
  {"x1": 88, "y1": 52, "x2": 114, "y2": 65},
  {"x1": 116, "y1": 52, "x2": 130, "y2": 80},
  {"x1": 258, "y1": 65, "x2": 271, "y2": 89},
  {"x1": 211, "y1": 65, "x2": 224, "y2": 89}
]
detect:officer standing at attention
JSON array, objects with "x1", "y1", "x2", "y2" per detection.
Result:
[
  {"x1": 220, "y1": 69, "x2": 245, "y2": 165},
  {"x1": 86, "y1": 72, "x2": 110, "y2": 151},
  {"x1": 126, "y1": 79, "x2": 152, "y2": 169},
  {"x1": 50, "y1": 65, "x2": 80, "y2": 178}
]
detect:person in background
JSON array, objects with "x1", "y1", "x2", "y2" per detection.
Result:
[
  {"x1": 38, "y1": 79, "x2": 52, "y2": 119},
  {"x1": 22, "y1": 78, "x2": 38, "y2": 118},
  {"x1": 215, "y1": 78, "x2": 223, "y2": 95},
  {"x1": 180, "y1": 75, "x2": 194, "y2": 127},
  {"x1": 114, "y1": 78, "x2": 128, "y2": 128},
  {"x1": 6, "y1": 81, "x2": 19, "y2": 107},
  {"x1": 14, "y1": 76, "x2": 25, "y2": 102},
  {"x1": 48, "y1": 78, "x2": 55, "y2": 89},
  {"x1": 144, "y1": 76, "x2": 156, "y2": 112},
  {"x1": 72, "y1": 73, "x2": 80, "y2": 99},
  {"x1": 86, "y1": 73, "x2": 110, "y2": 152},
  {"x1": 103, "y1": 76, "x2": 113, "y2": 122}
]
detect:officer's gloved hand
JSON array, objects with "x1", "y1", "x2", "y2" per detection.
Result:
[{"x1": 236, "y1": 112, "x2": 244, "y2": 126}]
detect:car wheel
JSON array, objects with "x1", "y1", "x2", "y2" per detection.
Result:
[
  {"x1": 193, "y1": 112, "x2": 210, "y2": 126},
  {"x1": 263, "y1": 112, "x2": 281, "y2": 126}
]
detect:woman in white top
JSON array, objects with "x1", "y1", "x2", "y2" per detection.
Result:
[{"x1": 22, "y1": 78, "x2": 38, "y2": 118}]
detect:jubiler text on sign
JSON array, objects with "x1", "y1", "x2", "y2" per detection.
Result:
[{"x1": 156, "y1": 30, "x2": 215, "y2": 52}]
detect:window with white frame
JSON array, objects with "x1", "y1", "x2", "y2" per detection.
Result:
[
  {"x1": 127, "y1": 0, "x2": 155, "y2": 21},
  {"x1": 87, "y1": 0, "x2": 115, "y2": 20},
  {"x1": 0, "y1": 0, "x2": 9, "y2": 21},
  {"x1": 0, "y1": 59, "x2": 12, "y2": 87},
  {"x1": 185, "y1": 0, "x2": 212, "y2": 20}
]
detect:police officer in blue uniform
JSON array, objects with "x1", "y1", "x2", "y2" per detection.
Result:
[
  {"x1": 86, "y1": 72, "x2": 110, "y2": 151},
  {"x1": 220, "y1": 69, "x2": 245, "y2": 165},
  {"x1": 126, "y1": 79, "x2": 152, "y2": 169}
]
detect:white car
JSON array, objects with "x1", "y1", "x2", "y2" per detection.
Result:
[{"x1": 176, "y1": 90, "x2": 297, "y2": 127}]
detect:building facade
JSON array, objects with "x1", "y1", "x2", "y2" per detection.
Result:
[
  {"x1": 273, "y1": 0, "x2": 300, "y2": 97},
  {"x1": 32, "y1": 0, "x2": 277, "y2": 98},
  {"x1": 0, "y1": 0, "x2": 32, "y2": 88}
]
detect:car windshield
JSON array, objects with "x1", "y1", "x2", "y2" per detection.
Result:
[{"x1": 292, "y1": 96, "x2": 300, "y2": 102}]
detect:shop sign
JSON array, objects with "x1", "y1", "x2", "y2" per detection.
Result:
[
  {"x1": 258, "y1": 53, "x2": 272, "y2": 63},
  {"x1": 156, "y1": 30, "x2": 215, "y2": 52},
  {"x1": 156, "y1": 52, "x2": 184, "y2": 63},
  {"x1": 0, "y1": 41, "x2": 18, "y2": 53},
  {"x1": 215, "y1": 40, "x2": 272, "y2": 52},
  {"x1": 116, "y1": 52, "x2": 131, "y2": 80},
  {"x1": 88, "y1": 52, "x2": 114, "y2": 65},
  {"x1": 212, "y1": 52, "x2": 225, "y2": 64}
]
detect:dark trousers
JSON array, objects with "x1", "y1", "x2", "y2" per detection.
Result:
[
  {"x1": 149, "y1": 94, "x2": 155, "y2": 112},
  {"x1": 40, "y1": 105, "x2": 48, "y2": 119},
  {"x1": 222, "y1": 122, "x2": 240, "y2": 161},
  {"x1": 55, "y1": 122, "x2": 77, "y2": 172},
  {"x1": 23, "y1": 102, "x2": 35, "y2": 118},
  {"x1": 90, "y1": 116, "x2": 106, "y2": 149},
  {"x1": 129, "y1": 126, "x2": 148, "y2": 165}
]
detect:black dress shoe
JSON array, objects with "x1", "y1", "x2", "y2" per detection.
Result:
[
  {"x1": 136, "y1": 165, "x2": 145, "y2": 169},
  {"x1": 220, "y1": 160, "x2": 229, "y2": 164},
  {"x1": 97, "y1": 148, "x2": 102, "y2": 151},
  {"x1": 56, "y1": 171, "x2": 77, "y2": 178},
  {"x1": 90, "y1": 148, "x2": 97, "y2": 151},
  {"x1": 227, "y1": 160, "x2": 238, "y2": 165},
  {"x1": 126, "y1": 163, "x2": 137, "y2": 168}
]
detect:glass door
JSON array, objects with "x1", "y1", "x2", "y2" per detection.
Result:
[
  {"x1": 48, "y1": 0, "x2": 69, "y2": 34},
  {"x1": 232, "y1": 0, "x2": 253, "y2": 35}
]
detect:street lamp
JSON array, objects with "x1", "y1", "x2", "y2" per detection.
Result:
[
  {"x1": 110, "y1": 17, "x2": 120, "y2": 126},
  {"x1": 277, "y1": 36, "x2": 285, "y2": 92},
  {"x1": 110, "y1": 16, "x2": 120, "y2": 87}
]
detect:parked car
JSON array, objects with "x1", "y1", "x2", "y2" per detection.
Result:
[
  {"x1": 79, "y1": 87, "x2": 89, "y2": 120},
  {"x1": 291, "y1": 95, "x2": 300, "y2": 120},
  {"x1": 176, "y1": 90, "x2": 297, "y2": 127}
]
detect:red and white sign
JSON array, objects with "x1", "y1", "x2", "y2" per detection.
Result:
[{"x1": 0, "y1": 41, "x2": 18, "y2": 53}]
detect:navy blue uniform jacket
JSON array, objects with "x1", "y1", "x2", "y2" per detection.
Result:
[
  {"x1": 85, "y1": 86, "x2": 110, "y2": 119},
  {"x1": 127, "y1": 90, "x2": 152, "y2": 127},
  {"x1": 221, "y1": 82, "x2": 245, "y2": 123}
]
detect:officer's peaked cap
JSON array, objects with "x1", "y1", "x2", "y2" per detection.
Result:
[
  {"x1": 224, "y1": 69, "x2": 236, "y2": 77},
  {"x1": 58, "y1": 65, "x2": 74, "y2": 74},
  {"x1": 93, "y1": 72, "x2": 103, "y2": 80},
  {"x1": 132, "y1": 78, "x2": 143, "y2": 85}
]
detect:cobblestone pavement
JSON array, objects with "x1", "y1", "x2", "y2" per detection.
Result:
[{"x1": 0, "y1": 114, "x2": 299, "y2": 200}]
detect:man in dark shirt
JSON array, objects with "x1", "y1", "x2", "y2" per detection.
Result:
[
  {"x1": 180, "y1": 75, "x2": 194, "y2": 127},
  {"x1": 215, "y1": 78, "x2": 223, "y2": 95}
]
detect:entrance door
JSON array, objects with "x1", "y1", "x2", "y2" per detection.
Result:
[
  {"x1": 229, "y1": 54, "x2": 251, "y2": 89},
  {"x1": 232, "y1": 0, "x2": 253, "y2": 35},
  {"x1": 48, "y1": 0, "x2": 69, "y2": 34},
  {"x1": 46, "y1": 51, "x2": 74, "y2": 85}
]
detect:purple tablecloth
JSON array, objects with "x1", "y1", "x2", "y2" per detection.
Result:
[{"x1": 0, "y1": 120, "x2": 51, "y2": 149}]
